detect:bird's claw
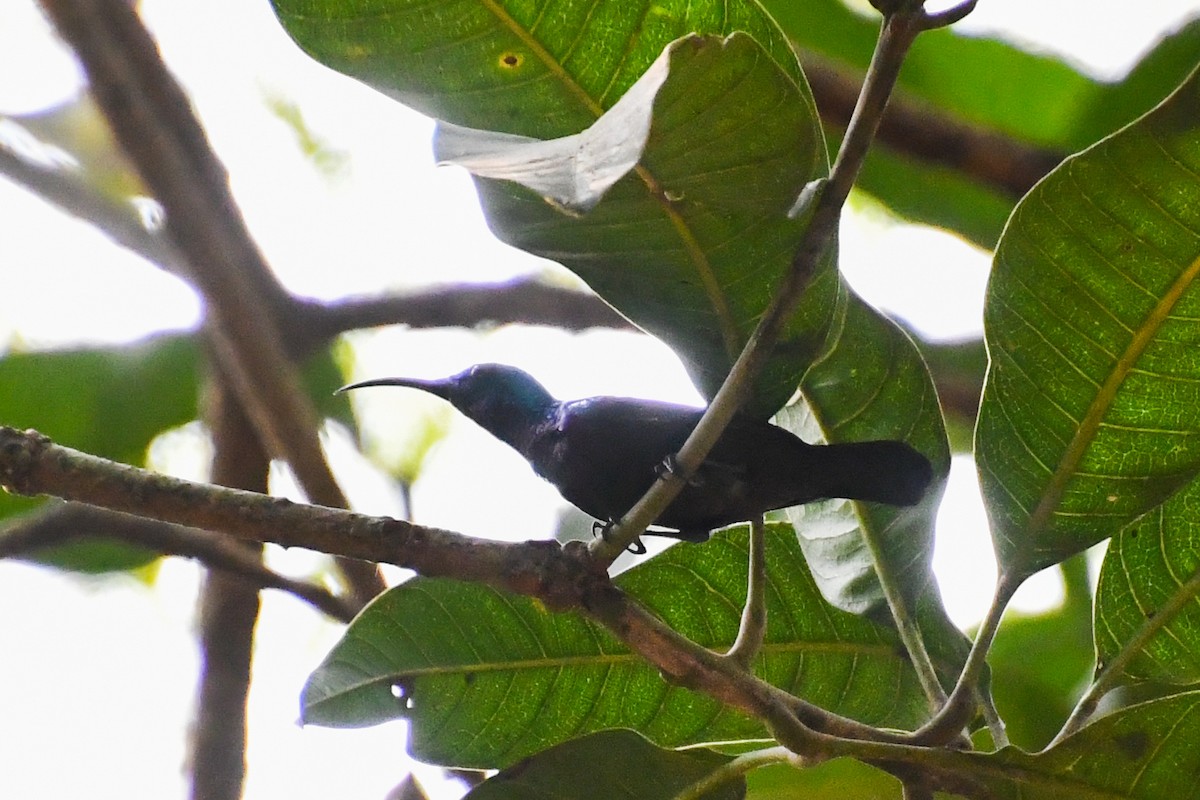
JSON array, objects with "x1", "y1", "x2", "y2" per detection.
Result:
[
  {"x1": 591, "y1": 519, "x2": 646, "y2": 555},
  {"x1": 655, "y1": 454, "x2": 682, "y2": 480},
  {"x1": 656, "y1": 453, "x2": 704, "y2": 487}
]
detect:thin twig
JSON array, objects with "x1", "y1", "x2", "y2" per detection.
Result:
[
  {"x1": 671, "y1": 746, "x2": 793, "y2": 800},
  {"x1": 1052, "y1": 558, "x2": 1200, "y2": 747},
  {"x1": 0, "y1": 501, "x2": 356, "y2": 622},
  {"x1": 723, "y1": 516, "x2": 766, "y2": 669},
  {"x1": 293, "y1": 279, "x2": 633, "y2": 350},
  {"x1": 0, "y1": 143, "x2": 186, "y2": 273},
  {"x1": 800, "y1": 55, "x2": 1064, "y2": 200},
  {"x1": 908, "y1": 573, "x2": 1021, "y2": 745},
  {"x1": 588, "y1": 4, "x2": 966, "y2": 563},
  {"x1": 37, "y1": 0, "x2": 384, "y2": 605}
]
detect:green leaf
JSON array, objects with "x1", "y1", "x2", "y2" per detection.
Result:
[
  {"x1": 761, "y1": 0, "x2": 1200, "y2": 247},
  {"x1": 763, "y1": 0, "x2": 1097, "y2": 146},
  {"x1": 776, "y1": 290, "x2": 949, "y2": 613},
  {"x1": 1075, "y1": 19, "x2": 1200, "y2": 154},
  {"x1": 270, "y1": 0, "x2": 807, "y2": 140},
  {"x1": 773, "y1": 291, "x2": 966, "y2": 706},
  {"x1": 271, "y1": 2, "x2": 832, "y2": 416},
  {"x1": 301, "y1": 525, "x2": 933, "y2": 768},
  {"x1": 0, "y1": 334, "x2": 198, "y2": 467},
  {"x1": 851, "y1": 141, "x2": 1018, "y2": 251},
  {"x1": 465, "y1": 730, "x2": 742, "y2": 800},
  {"x1": 745, "y1": 758, "x2": 899, "y2": 799},
  {"x1": 3, "y1": 94, "x2": 146, "y2": 202},
  {"x1": 263, "y1": 91, "x2": 350, "y2": 180},
  {"x1": 969, "y1": 692, "x2": 1200, "y2": 799},
  {"x1": 0, "y1": 336, "x2": 347, "y2": 572},
  {"x1": 303, "y1": 347, "x2": 357, "y2": 432},
  {"x1": 1095, "y1": 479, "x2": 1200, "y2": 686},
  {"x1": 976, "y1": 66, "x2": 1200, "y2": 579},
  {"x1": 440, "y1": 32, "x2": 833, "y2": 415},
  {"x1": 0, "y1": 335, "x2": 200, "y2": 570}
]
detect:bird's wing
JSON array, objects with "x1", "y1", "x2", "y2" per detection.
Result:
[{"x1": 527, "y1": 397, "x2": 703, "y2": 520}]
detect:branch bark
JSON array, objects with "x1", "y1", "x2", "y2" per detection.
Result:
[
  {"x1": 37, "y1": 0, "x2": 384, "y2": 605},
  {"x1": 0, "y1": 425, "x2": 909, "y2": 748},
  {"x1": 800, "y1": 54, "x2": 1065, "y2": 199},
  {"x1": 188, "y1": 372, "x2": 268, "y2": 800},
  {"x1": 0, "y1": 502, "x2": 355, "y2": 621},
  {"x1": 290, "y1": 279, "x2": 634, "y2": 352}
]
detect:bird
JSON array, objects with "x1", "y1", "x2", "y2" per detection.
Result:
[{"x1": 339, "y1": 363, "x2": 933, "y2": 544}]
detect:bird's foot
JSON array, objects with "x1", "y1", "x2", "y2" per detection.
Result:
[
  {"x1": 655, "y1": 454, "x2": 704, "y2": 487},
  {"x1": 591, "y1": 519, "x2": 646, "y2": 555}
]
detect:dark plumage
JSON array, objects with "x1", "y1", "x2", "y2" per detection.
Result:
[{"x1": 340, "y1": 364, "x2": 933, "y2": 542}]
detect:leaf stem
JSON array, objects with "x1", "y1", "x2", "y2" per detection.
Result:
[
  {"x1": 1051, "y1": 556, "x2": 1200, "y2": 747},
  {"x1": 590, "y1": 3, "x2": 961, "y2": 563},
  {"x1": 671, "y1": 746, "x2": 793, "y2": 800},
  {"x1": 908, "y1": 573, "x2": 1020, "y2": 745},
  {"x1": 723, "y1": 517, "x2": 767, "y2": 668},
  {"x1": 868, "y1": 523, "x2": 948, "y2": 709}
]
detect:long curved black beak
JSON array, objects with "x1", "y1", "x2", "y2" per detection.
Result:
[{"x1": 336, "y1": 376, "x2": 451, "y2": 399}]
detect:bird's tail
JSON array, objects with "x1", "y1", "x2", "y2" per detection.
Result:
[{"x1": 817, "y1": 440, "x2": 934, "y2": 506}]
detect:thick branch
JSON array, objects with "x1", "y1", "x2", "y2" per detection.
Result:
[
  {"x1": 37, "y1": 0, "x2": 385, "y2": 604},
  {"x1": 0, "y1": 426, "x2": 904, "y2": 747},
  {"x1": 189, "y1": 374, "x2": 267, "y2": 800},
  {"x1": 0, "y1": 426, "x2": 586, "y2": 602}
]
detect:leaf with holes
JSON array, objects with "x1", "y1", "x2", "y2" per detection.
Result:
[
  {"x1": 301, "y1": 526, "x2": 935, "y2": 768},
  {"x1": 270, "y1": 0, "x2": 806, "y2": 141},
  {"x1": 976, "y1": 66, "x2": 1200, "y2": 580}
]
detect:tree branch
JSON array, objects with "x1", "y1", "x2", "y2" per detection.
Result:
[
  {"x1": 292, "y1": 278, "x2": 633, "y2": 351},
  {"x1": 801, "y1": 54, "x2": 1065, "y2": 199},
  {"x1": 0, "y1": 143, "x2": 187, "y2": 274},
  {"x1": 589, "y1": 5, "x2": 959, "y2": 561},
  {"x1": 188, "y1": 372, "x2": 268, "y2": 800},
  {"x1": 722, "y1": 516, "x2": 766, "y2": 669},
  {"x1": 37, "y1": 0, "x2": 384, "y2": 605},
  {"x1": 0, "y1": 501, "x2": 355, "y2": 622},
  {"x1": 0, "y1": 425, "x2": 914, "y2": 748}
]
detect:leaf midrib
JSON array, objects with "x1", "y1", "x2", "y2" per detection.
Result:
[
  {"x1": 483, "y1": 0, "x2": 743, "y2": 358},
  {"x1": 1023, "y1": 246, "x2": 1200, "y2": 569},
  {"x1": 327, "y1": 636, "x2": 907, "y2": 685}
]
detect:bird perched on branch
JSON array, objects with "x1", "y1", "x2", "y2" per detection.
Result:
[{"x1": 340, "y1": 363, "x2": 932, "y2": 543}]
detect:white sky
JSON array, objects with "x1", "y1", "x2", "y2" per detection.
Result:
[{"x1": 0, "y1": 1, "x2": 1197, "y2": 798}]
